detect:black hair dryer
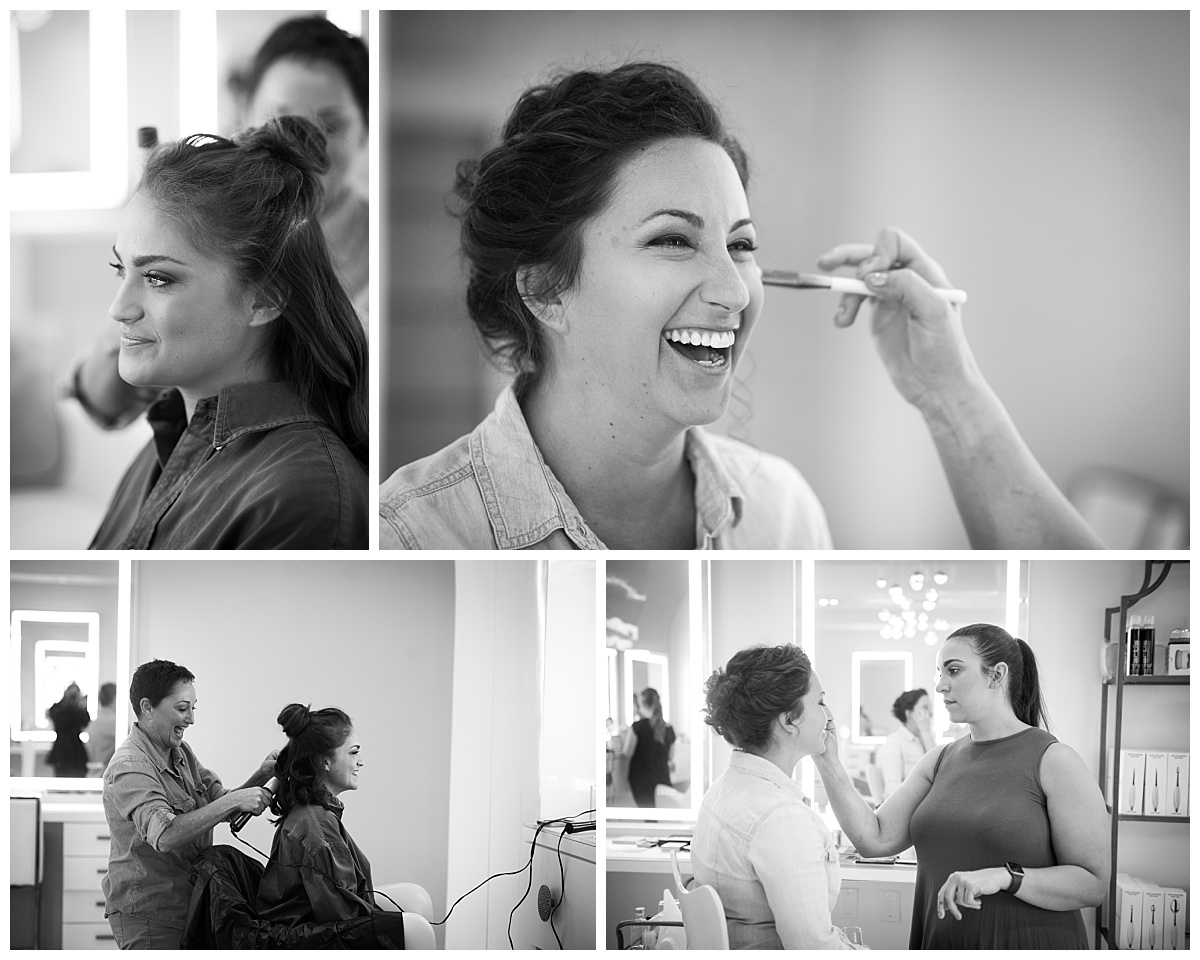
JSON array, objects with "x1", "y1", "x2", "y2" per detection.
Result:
[{"x1": 231, "y1": 776, "x2": 280, "y2": 834}]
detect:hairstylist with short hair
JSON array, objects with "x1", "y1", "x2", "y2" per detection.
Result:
[
  {"x1": 102, "y1": 660, "x2": 276, "y2": 949},
  {"x1": 815, "y1": 625, "x2": 1109, "y2": 949}
]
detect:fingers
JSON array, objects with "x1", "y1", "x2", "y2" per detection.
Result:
[
  {"x1": 816, "y1": 242, "x2": 876, "y2": 271},
  {"x1": 937, "y1": 873, "x2": 985, "y2": 922},
  {"x1": 862, "y1": 268, "x2": 956, "y2": 324},
  {"x1": 834, "y1": 293, "x2": 867, "y2": 328},
  {"x1": 860, "y1": 227, "x2": 953, "y2": 290}
]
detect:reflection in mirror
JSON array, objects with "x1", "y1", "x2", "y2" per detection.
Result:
[
  {"x1": 9, "y1": 560, "x2": 131, "y2": 785},
  {"x1": 851, "y1": 652, "x2": 913, "y2": 745},
  {"x1": 813, "y1": 559, "x2": 1016, "y2": 808},
  {"x1": 605, "y1": 559, "x2": 704, "y2": 819}
]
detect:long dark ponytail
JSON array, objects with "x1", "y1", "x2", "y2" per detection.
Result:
[{"x1": 948, "y1": 623, "x2": 1048, "y2": 729}]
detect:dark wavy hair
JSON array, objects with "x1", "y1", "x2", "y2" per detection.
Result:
[
  {"x1": 129, "y1": 659, "x2": 195, "y2": 714},
  {"x1": 703, "y1": 644, "x2": 811, "y2": 753},
  {"x1": 138, "y1": 115, "x2": 368, "y2": 463},
  {"x1": 948, "y1": 623, "x2": 1048, "y2": 729},
  {"x1": 451, "y1": 60, "x2": 749, "y2": 396},
  {"x1": 270, "y1": 703, "x2": 354, "y2": 820},
  {"x1": 891, "y1": 688, "x2": 929, "y2": 724},
  {"x1": 245, "y1": 16, "x2": 368, "y2": 128}
]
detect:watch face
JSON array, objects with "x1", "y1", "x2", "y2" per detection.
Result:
[{"x1": 1006, "y1": 861, "x2": 1025, "y2": 876}]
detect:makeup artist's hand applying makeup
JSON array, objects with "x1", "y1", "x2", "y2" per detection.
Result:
[
  {"x1": 814, "y1": 226, "x2": 1104, "y2": 549},
  {"x1": 816, "y1": 226, "x2": 983, "y2": 414}
]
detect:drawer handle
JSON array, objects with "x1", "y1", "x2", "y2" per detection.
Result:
[
  {"x1": 95, "y1": 835, "x2": 111, "y2": 841},
  {"x1": 96, "y1": 868, "x2": 107, "y2": 874},
  {"x1": 96, "y1": 934, "x2": 116, "y2": 941},
  {"x1": 96, "y1": 901, "x2": 105, "y2": 908}
]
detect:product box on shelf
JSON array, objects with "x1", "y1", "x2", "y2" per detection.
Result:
[
  {"x1": 1121, "y1": 750, "x2": 1148, "y2": 815},
  {"x1": 1164, "y1": 753, "x2": 1188, "y2": 818},
  {"x1": 1116, "y1": 876, "x2": 1145, "y2": 950},
  {"x1": 1142, "y1": 885, "x2": 1165, "y2": 950},
  {"x1": 1144, "y1": 752, "x2": 1171, "y2": 816},
  {"x1": 1161, "y1": 888, "x2": 1187, "y2": 950},
  {"x1": 1166, "y1": 639, "x2": 1189, "y2": 675}
]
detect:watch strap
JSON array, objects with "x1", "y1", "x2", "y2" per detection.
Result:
[{"x1": 1005, "y1": 861, "x2": 1024, "y2": 896}]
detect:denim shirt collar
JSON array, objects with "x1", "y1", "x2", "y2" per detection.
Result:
[
  {"x1": 728, "y1": 750, "x2": 807, "y2": 799},
  {"x1": 148, "y1": 382, "x2": 322, "y2": 462},
  {"x1": 127, "y1": 721, "x2": 182, "y2": 775},
  {"x1": 475, "y1": 388, "x2": 745, "y2": 549}
]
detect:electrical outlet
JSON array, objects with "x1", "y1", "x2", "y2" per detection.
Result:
[
  {"x1": 880, "y1": 890, "x2": 901, "y2": 922},
  {"x1": 835, "y1": 888, "x2": 859, "y2": 920}
]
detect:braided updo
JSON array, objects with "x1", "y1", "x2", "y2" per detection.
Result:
[
  {"x1": 450, "y1": 61, "x2": 749, "y2": 396},
  {"x1": 703, "y1": 644, "x2": 811, "y2": 753},
  {"x1": 270, "y1": 702, "x2": 353, "y2": 820}
]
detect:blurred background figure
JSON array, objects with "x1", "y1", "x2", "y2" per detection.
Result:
[
  {"x1": 380, "y1": 11, "x2": 1187, "y2": 548},
  {"x1": 10, "y1": 10, "x2": 367, "y2": 548},
  {"x1": 47, "y1": 682, "x2": 90, "y2": 778},
  {"x1": 874, "y1": 688, "x2": 934, "y2": 800},
  {"x1": 87, "y1": 681, "x2": 118, "y2": 773},
  {"x1": 622, "y1": 688, "x2": 676, "y2": 808}
]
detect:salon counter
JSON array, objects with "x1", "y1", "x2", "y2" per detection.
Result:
[
  {"x1": 11, "y1": 791, "x2": 114, "y2": 950},
  {"x1": 605, "y1": 831, "x2": 917, "y2": 950}
]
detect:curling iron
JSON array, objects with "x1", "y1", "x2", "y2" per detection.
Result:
[{"x1": 231, "y1": 776, "x2": 279, "y2": 833}]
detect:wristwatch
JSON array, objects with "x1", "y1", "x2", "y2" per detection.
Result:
[{"x1": 1005, "y1": 861, "x2": 1025, "y2": 896}]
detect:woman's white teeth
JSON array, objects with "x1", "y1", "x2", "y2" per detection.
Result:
[{"x1": 664, "y1": 328, "x2": 735, "y2": 349}]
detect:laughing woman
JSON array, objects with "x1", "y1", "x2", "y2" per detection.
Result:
[
  {"x1": 89, "y1": 116, "x2": 368, "y2": 549},
  {"x1": 378, "y1": 61, "x2": 1102, "y2": 550},
  {"x1": 102, "y1": 660, "x2": 275, "y2": 949}
]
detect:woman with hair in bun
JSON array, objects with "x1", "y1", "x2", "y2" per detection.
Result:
[
  {"x1": 256, "y1": 704, "x2": 374, "y2": 923},
  {"x1": 89, "y1": 115, "x2": 368, "y2": 549},
  {"x1": 874, "y1": 687, "x2": 934, "y2": 799},
  {"x1": 816, "y1": 624, "x2": 1109, "y2": 949},
  {"x1": 379, "y1": 60, "x2": 1102, "y2": 549},
  {"x1": 693, "y1": 644, "x2": 862, "y2": 949}
]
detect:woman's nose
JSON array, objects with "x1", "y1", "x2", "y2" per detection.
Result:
[
  {"x1": 935, "y1": 677, "x2": 950, "y2": 693},
  {"x1": 108, "y1": 277, "x2": 142, "y2": 324},
  {"x1": 699, "y1": 250, "x2": 751, "y2": 315}
]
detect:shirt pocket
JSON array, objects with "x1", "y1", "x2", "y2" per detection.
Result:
[{"x1": 170, "y1": 795, "x2": 197, "y2": 816}]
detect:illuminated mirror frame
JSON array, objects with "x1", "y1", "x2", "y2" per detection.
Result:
[
  {"x1": 610, "y1": 558, "x2": 708, "y2": 822},
  {"x1": 9, "y1": 10, "x2": 128, "y2": 211},
  {"x1": 850, "y1": 651, "x2": 914, "y2": 746},
  {"x1": 622, "y1": 649, "x2": 670, "y2": 730},
  {"x1": 10, "y1": 560, "x2": 133, "y2": 791},
  {"x1": 605, "y1": 648, "x2": 618, "y2": 724},
  {"x1": 10, "y1": 612, "x2": 99, "y2": 740}
]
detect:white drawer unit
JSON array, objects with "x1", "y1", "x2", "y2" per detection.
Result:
[
  {"x1": 62, "y1": 922, "x2": 118, "y2": 950},
  {"x1": 64, "y1": 822, "x2": 112, "y2": 857},
  {"x1": 61, "y1": 812, "x2": 112, "y2": 949},
  {"x1": 62, "y1": 854, "x2": 109, "y2": 891}
]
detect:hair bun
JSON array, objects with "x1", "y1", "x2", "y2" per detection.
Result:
[
  {"x1": 278, "y1": 702, "x2": 312, "y2": 738},
  {"x1": 235, "y1": 115, "x2": 329, "y2": 214}
]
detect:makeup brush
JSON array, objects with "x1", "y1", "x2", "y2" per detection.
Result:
[
  {"x1": 1149, "y1": 903, "x2": 1156, "y2": 948},
  {"x1": 761, "y1": 270, "x2": 968, "y2": 305},
  {"x1": 1173, "y1": 767, "x2": 1180, "y2": 814},
  {"x1": 1171, "y1": 898, "x2": 1179, "y2": 949},
  {"x1": 1153, "y1": 770, "x2": 1160, "y2": 814}
]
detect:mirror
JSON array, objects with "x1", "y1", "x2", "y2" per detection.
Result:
[
  {"x1": 852, "y1": 652, "x2": 913, "y2": 744},
  {"x1": 9, "y1": 10, "x2": 128, "y2": 210},
  {"x1": 9, "y1": 559, "x2": 131, "y2": 785},
  {"x1": 605, "y1": 559, "x2": 705, "y2": 819}
]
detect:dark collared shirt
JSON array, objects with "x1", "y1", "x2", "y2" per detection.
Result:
[
  {"x1": 89, "y1": 383, "x2": 367, "y2": 549},
  {"x1": 102, "y1": 723, "x2": 225, "y2": 929},
  {"x1": 256, "y1": 802, "x2": 376, "y2": 925},
  {"x1": 378, "y1": 387, "x2": 832, "y2": 549}
]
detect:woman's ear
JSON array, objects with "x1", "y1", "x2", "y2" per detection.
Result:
[
  {"x1": 990, "y1": 662, "x2": 1010, "y2": 688},
  {"x1": 516, "y1": 265, "x2": 568, "y2": 334},
  {"x1": 248, "y1": 297, "x2": 283, "y2": 328},
  {"x1": 138, "y1": 697, "x2": 152, "y2": 718}
]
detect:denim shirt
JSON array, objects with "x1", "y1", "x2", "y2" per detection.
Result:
[
  {"x1": 89, "y1": 383, "x2": 367, "y2": 549},
  {"x1": 102, "y1": 723, "x2": 226, "y2": 928},
  {"x1": 692, "y1": 752, "x2": 858, "y2": 950},
  {"x1": 379, "y1": 388, "x2": 832, "y2": 549},
  {"x1": 256, "y1": 801, "x2": 376, "y2": 925}
]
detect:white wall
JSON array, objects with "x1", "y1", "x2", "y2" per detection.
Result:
[
  {"x1": 131, "y1": 558, "x2": 456, "y2": 919},
  {"x1": 386, "y1": 11, "x2": 1188, "y2": 546}
]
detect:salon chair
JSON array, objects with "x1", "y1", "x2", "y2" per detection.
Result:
[
  {"x1": 669, "y1": 849, "x2": 729, "y2": 949},
  {"x1": 181, "y1": 845, "x2": 436, "y2": 949}
]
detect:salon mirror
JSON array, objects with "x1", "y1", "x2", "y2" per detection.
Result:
[
  {"x1": 9, "y1": 559, "x2": 131, "y2": 786},
  {"x1": 852, "y1": 653, "x2": 913, "y2": 744},
  {"x1": 605, "y1": 559, "x2": 705, "y2": 819}
]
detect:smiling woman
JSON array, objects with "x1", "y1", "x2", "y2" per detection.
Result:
[
  {"x1": 379, "y1": 62, "x2": 831, "y2": 550},
  {"x1": 89, "y1": 116, "x2": 368, "y2": 549}
]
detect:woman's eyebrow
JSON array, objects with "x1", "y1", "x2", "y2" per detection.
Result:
[
  {"x1": 133, "y1": 254, "x2": 188, "y2": 269},
  {"x1": 640, "y1": 210, "x2": 755, "y2": 233}
]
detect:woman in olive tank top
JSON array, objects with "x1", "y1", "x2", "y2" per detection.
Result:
[{"x1": 814, "y1": 624, "x2": 1109, "y2": 949}]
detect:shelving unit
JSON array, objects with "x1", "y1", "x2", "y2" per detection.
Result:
[{"x1": 1095, "y1": 560, "x2": 1190, "y2": 950}]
